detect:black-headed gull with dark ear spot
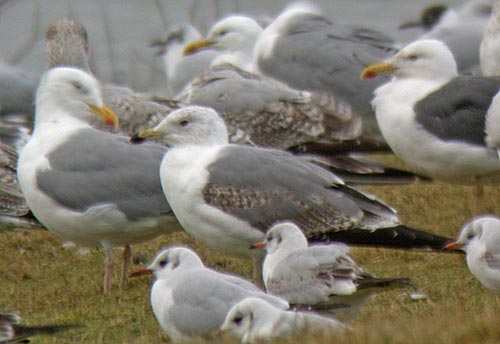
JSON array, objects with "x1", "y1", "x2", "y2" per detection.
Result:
[
  {"x1": 218, "y1": 297, "x2": 345, "y2": 343},
  {"x1": 444, "y1": 215, "x2": 500, "y2": 293},
  {"x1": 129, "y1": 246, "x2": 288, "y2": 342}
]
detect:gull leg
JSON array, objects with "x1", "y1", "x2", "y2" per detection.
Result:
[
  {"x1": 101, "y1": 241, "x2": 113, "y2": 293},
  {"x1": 252, "y1": 257, "x2": 265, "y2": 290},
  {"x1": 120, "y1": 245, "x2": 132, "y2": 288},
  {"x1": 472, "y1": 180, "x2": 484, "y2": 215}
]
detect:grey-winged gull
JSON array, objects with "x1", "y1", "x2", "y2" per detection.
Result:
[
  {"x1": 480, "y1": 0, "x2": 500, "y2": 76},
  {"x1": 444, "y1": 215, "x2": 500, "y2": 293},
  {"x1": 130, "y1": 105, "x2": 452, "y2": 281},
  {"x1": 45, "y1": 19, "x2": 183, "y2": 134},
  {"x1": 361, "y1": 39, "x2": 500, "y2": 211},
  {"x1": 252, "y1": 222, "x2": 411, "y2": 320},
  {"x1": 218, "y1": 297, "x2": 345, "y2": 343},
  {"x1": 253, "y1": 3, "x2": 398, "y2": 143},
  {"x1": 151, "y1": 24, "x2": 218, "y2": 97},
  {"x1": 0, "y1": 312, "x2": 78, "y2": 343},
  {"x1": 129, "y1": 246, "x2": 289, "y2": 342},
  {"x1": 17, "y1": 67, "x2": 180, "y2": 292}
]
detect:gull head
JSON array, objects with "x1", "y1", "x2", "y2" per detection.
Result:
[
  {"x1": 252, "y1": 222, "x2": 308, "y2": 254},
  {"x1": 444, "y1": 215, "x2": 500, "y2": 252},
  {"x1": 130, "y1": 246, "x2": 204, "y2": 279},
  {"x1": 131, "y1": 106, "x2": 228, "y2": 147},
  {"x1": 184, "y1": 16, "x2": 263, "y2": 56},
  {"x1": 361, "y1": 39, "x2": 458, "y2": 81},
  {"x1": 36, "y1": 67, "x2": 118, "y2": 129},
  {"x1": 219, "y1": 297, "x2": 281, "y2": 342}
]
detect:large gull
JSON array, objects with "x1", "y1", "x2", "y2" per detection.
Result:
[
  {"x1": 480, "y1": 0, "x2": 500, "y2": 76},
  {"x1": 129, "y1": 246, "x2": 289, "y2": 342},
  {"x1": 361, "y1": 39, "x2": 500, "y2": 211},
  {"x1": 131, "y1": 106, "x2": 452, "y2": 281},
  {"x1": 17, "y1": 67, "x2": 180, "y2": 292},
  {"x1": 253, "y1": 3, "x2": 398, "y2": 143},
  {"x1": 252, "y1": 222, "x2": 411, "y2": 320},
  {"x1": 219, "y1": 297, "x2": 345, "y2": 343},
  {"x1": 444, "y1": 215, "x2": 500, "y2": 293}
]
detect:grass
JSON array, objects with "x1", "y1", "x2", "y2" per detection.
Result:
[{"x1": 2, "y1": 165, "x2": 500, "y2": 343}]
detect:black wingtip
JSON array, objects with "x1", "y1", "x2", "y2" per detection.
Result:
[
  {"x1": 308, "y1": 225, "x2": 457, "y2": 252},
  {"x1": 129, "y1": 133, "x2": 145, "y2": 144}
]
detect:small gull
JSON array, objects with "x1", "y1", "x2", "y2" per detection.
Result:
[
  {"x1": 129, "y1": 246, "x2": 288, "y2": 342},
  {"x1": 361, "y1": 39, "x2": 500, "y2": 210},
  {"x1": 444, "y1": 215, "x2": 500, "y2": 293},
  {"x1": 252, "y1": 222, "x2": 411, "y2": 319},
  {"x1": 480, "y1": 0, "x2": 500, "y2": 76},
  {"x1": 218, "y1": 297, "x2": 345, "y2": 343},
  {"x1": 131, "y1": 106, "x2": 453, "y2": 281},
  {"x1": 17, "y1": 67, "x2": 180, "y2": 292},
  {"x1": 253, "y1": 3, "x2": 399, "y2": 143}
]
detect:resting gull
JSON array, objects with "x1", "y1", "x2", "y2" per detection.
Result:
[
  {"x1": 0, "y1": 312, "x2": 78, "y2": 343},
  {"x1": 444, "y1": 215, "x2": 500, "y2": 293},
  {"x1": 129, "y1": 246, "x2": 288, "y2": 342},
  {"x1": 131, "y1": 106, "x2": 452, "y2": 281},
  {"x1": 361, "y1": 39, "x2": 500, "y2": 211},
  {"x1": 219, "y1": 297, "x2": 345, "y2": 343},
  {"x1": 480, "y1": 0, "x2": 500, "y2": 76},
  {"x1": 253, "y1": 3, "x2": 398, "y2": 143},
  {"x1": 17, "y1": 67, "x2": 180, "y2": 292},
  {"x1": 45, "y1": 18, "x2": 183, "y2": 134},
  {"x1": 252, "y1": 222, "x2": 411, "y2": 320}
]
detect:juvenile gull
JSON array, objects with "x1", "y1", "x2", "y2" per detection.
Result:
[
  {"x1": 361, "y1": 39, "x2": 500, "y2": 210},
  {"x1": 17, "y1": 67, "x2": 180, "y2": 292},
  {"x1": 131, "y1": 106, "x2": 452, "y2": 280},
  {"x1": 253, "y1": 3, "x2": 399, "y2": 143},
  {"x1": 444, "y1": 215, "x2": 500, "y2": 293},
  {"x1": 129, "y1": 246, "x2": 288, "y2": 342},
  {"x1": 219, "y1": 297, "x2": 345, "y2": 343},
  {"x1": 252, "y1": 222, "x2": 411, "y2": 319}
]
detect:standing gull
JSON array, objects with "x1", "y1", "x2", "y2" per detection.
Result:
[
  {"x1": 131, "y1": 106, "x2": 452, "y2": 280},
  {"x1": 252, "y1": 222, "x2": 411, "y2": 319},
  {"x1": 129, "y1": 246, "x2": 288, "y2": 342},
  {"x1": 361, "y1": 39, "x2": 500, "y2": 210},
  {"x1": 219, "y1": 297, "x2": 345, "y2": 343},
  {"x1": 253, "y1": 3, "x2": 398, "y2": 143},
  {"x1": 444, "y1": 215, "x2": 500, "y2": 293},
  {"x1": 17, "y1": 67, "x2": 180, "y2": 292}
]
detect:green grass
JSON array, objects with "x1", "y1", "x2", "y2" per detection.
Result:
[{"x1": 2, "y1": 175, "x2": 500, "y2": 343}]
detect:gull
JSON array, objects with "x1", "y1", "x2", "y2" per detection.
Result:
[
  {"x1": 480, "y1": 0, "x2": 500, "y2": 76},
  {"x1": 361, "y1": 39, "x2": 500, "y2": 212},
  {"x1": 131, "y1": 106, "x2": 452, "y2": 282},
  {"x1": 17, "y1": 67, "x2": 180, "y2": 292},
  {"x1": 252, "y1": 222, "x2": 411, "y2": 319},
  {"x1": 219, "y1": 297, "x2": 345, "y2": 343},
  {"x1": 0, "y1": 312, "x2": 78, "y2": 343},
  {"x1": 444, "y1": 215, "x2": 500, "y2": 293},
  {"x1": 253, "y1": 3, "x2": 399, "y2": 143},
  {"x1": 129, "y1": 246, "x2": 289, "y2": 342}
]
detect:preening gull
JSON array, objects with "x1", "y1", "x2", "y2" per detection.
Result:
[
  {"x1": 252, "y1": 222, "x2": 411, "y2": 319},
  {"x1": 444, "y1": 215, "x2": 500, "y2": 293},
  {"x1": 0, "y1": 312, "x2": 78, "y2": 343},
  {"x1": 152, "y1": 24, "x2": 218, "y2": 97},
  {"x1": 253, "y1": 3, "x2": 399, "y2": 143},
  {"x1": 219, "y1": 297, "x2": 345, "y2": 343},
  {"x1": 131, "y1": 106, "x2": 452, "y2": 281},
  {"x1": 45, "y1": 19, "x2": 183, "y2": 134},
  {"x1": 129, "y1": 246, "x2": 288, "y2": 342},
  {"x1": 361, "y1": 39, "x2": 500, "y2": 192},
  {"x1": 17, "y1": 67, "x2": 180, "y2": 292},
  {"x1": 480, "y1": 0, "x2": 500, "y2": 76}
]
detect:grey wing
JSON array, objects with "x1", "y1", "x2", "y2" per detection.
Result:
[
  {"x1": 204, "y1": 145, "x2": 401, "y2": 236},
  {"x1": 414, "y1": 76, "x2": 500, "y2": 146},
  {"x1": 37, "y1": 129, "x2": 172, "y2": 221}
]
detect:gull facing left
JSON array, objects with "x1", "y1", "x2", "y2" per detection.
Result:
[{"x1": 17, "y1": 67, "x2": 180, "y2": 292}]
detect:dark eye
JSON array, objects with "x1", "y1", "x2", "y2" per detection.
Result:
[
  {"x1": 233, "y1": 315, "x2": 244, "y2": 325},
  {"x1": 408, "y1": 54, "x2": 418, "y2": 61},
  {"x1": 467, "y1": 233, "x2": 475, "y2": 240},
  {"x1": 218, "y1": 30, "x2": 228, "y2": 36},
  {"x1": 72, "y1": 81, "x2": 83, "y2": 90},
  {"x1": 179, "y1": 120, "x2": 189, "y2": 127},
  {"x1": 159, "y1": 259, "x2": 168, "y2": 268}
]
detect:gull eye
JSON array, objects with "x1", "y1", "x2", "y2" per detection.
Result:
[
  {"x1": 159, "y1": 259, "x2": 169, "y2": 268},
  {"x1": 218, "y1": 30, "x2": 228, "y2": 36},
  {"x1": 233, "y1": 315, "x2": 244, "y2": 325},
  {"x1": 71, "y1": 81, "x2": 83, "y2": 90},
  {"x1": 179, "y1": 120, "x2": 189, "y2": 127},
  {"x1": 277, "y1": 236, "x2": 282, "y2": 244},
  {"x1": 408, "y1": 54, "x2": 418, "y2": 61},
  {"x1": 467, "y1": 233, "x2": 475, "y2": 240}
]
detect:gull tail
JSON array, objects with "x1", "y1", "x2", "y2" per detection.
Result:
[{"x1": 308, "y1": 225, "x2": 455, "y2": 252}]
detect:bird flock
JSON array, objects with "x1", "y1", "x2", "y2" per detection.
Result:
[{"x1": 2, "y1": 0, "x2": 500, "y2": 342}]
